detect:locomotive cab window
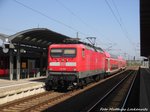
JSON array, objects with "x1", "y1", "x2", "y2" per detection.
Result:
[
  {"x1": 63, "y1": 48, "x2": 76, "y2": 57},
  {"x1": 50, "y1": 48, "x2": 63, "y2": 57}
]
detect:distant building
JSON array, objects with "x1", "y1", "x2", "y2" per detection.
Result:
[{"x1": 127, "y1": 60, "x2": 142, "y2": 66}]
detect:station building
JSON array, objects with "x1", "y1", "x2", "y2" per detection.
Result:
[{"x1": 0, "y1": 28, "x2": 71, "y2": 80}]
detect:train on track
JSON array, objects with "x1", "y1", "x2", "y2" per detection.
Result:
[
  {"x1": 45, "y1": 43, "x2": 126, "y2": 90},
  {"x1": 0, "y1": 57, "x2": 9, "y2": 77}
]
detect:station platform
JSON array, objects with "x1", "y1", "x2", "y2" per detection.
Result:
[
  {"x1": 0, "y1": 76, "x2": 46, "y2": 104},
  {"x1": 140, "y1": 67, "x2": 150, "y2": 110}
]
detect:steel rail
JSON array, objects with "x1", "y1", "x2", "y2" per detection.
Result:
[
  {"x1": 87, "y1": 70, "x2": 134, "y2": 112},
  {"x1": 120, "y1": 70, "x2": 138, "y2": 111}
]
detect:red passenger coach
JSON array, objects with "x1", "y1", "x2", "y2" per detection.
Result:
[
  {"x1": 118, "y1": 56, "x2": 126, "y2": 70},
  {"x1": 46, "y1": 44, "x2": 106, "y2": 90},
  {"x1": 104, "y1": 52, "x2": 126, "y2": 75}
]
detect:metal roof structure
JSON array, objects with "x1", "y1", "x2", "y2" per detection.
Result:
[
  {"x1": 0, "y1": 33, "x2": 8, "y2": 41},
  {"x1": 0, "y1": 28, "x2": 72, "y2": 80},
  {"x1": 8, "y1": 28, "x2": 71, "y2": 48},
  {"x1": 140, "y1": 0, "x2": 150, "y2": 57}
]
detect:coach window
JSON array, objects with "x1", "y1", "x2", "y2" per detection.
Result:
[{"x1": 82, "y1": 49, "x2": 85, "y2": 57}]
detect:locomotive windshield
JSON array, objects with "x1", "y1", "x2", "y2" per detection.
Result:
[
  {"x1": 51, "y1": 49, "x2": 63, "y2": 57},
  {"x1": 50, "y1": 48, "x2": 76, "y2": 57}
]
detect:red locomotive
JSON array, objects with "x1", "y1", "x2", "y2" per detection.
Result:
[{"x1": 45, "y1": 43, "x2": 126, "y2": 90}]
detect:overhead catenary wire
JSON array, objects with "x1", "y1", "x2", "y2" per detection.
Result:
[
  {"x1": 55, "y1": 0, "x2": 93, "y2": 33},
  {"x1": 111, "y1": 0, "x2": 134, "y2": 46},
  {"x1": 112, "y1": 0, "x2": 139, "y2": 57},
  {"x1": 13, "y1": 0, "x2": 88, "y2": 37},
  {"x1": 111, "y1": 0, "x2": 123, "y2": 26},
  {"x1": 55, "y1": 0, "x2": 114, "y2": 45},
  {"x1": 111, "y1": 0, "x2": 139, "y2": 57},
  {"x1": 105, "y1": 0, "x2": 137, "y2": 56},
  {"x1": 13, "y1": 0, "x2": 136, "y2": 57},
  {"x1": 105, "y1": 0, "x2": 135, "y2": 46},
  {"x1": 55, "y1": 0, "x2": 96, "y2": 40},
  {"x1": 14, "y1": 0, "x2": 116, "y2": 50}
]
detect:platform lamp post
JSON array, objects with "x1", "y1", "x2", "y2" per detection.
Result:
[{"x1": 2, "y1": 38, "x2": 15, "y2": 80}]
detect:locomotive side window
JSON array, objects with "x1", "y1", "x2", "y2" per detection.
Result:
[
  {"x1": 63, "y1": 48, "x2": 76, "y2": 57},
  {"x1": 51, "y1": 48, "x2": 63, "y2": 57}
]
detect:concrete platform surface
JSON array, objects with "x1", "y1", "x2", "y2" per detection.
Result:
[
  {"x1": 0, "y1": 76, "x2": 46, "y2": 104},
  {"x1": 140, "y1": 67, "x2": 150, "y2": 110},
  {"x1": 0, "y1": 76, "x2": 46, "y2": 88}
]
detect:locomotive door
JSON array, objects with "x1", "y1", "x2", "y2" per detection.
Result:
[
  {"x1": 106, "y1": 58, "x2": 110, "y2": 72},
  {"x1": 86, "y1": 55, "x2": 90, "y2": 71}
]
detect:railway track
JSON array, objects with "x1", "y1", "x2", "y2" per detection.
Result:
[
  {"x1": 0, "y1": 91, "x2": 65, "y2": 112},
  {"x1": 87, "y1": 70, "x2": 137, "y2": 112},
  {"x1": 0, "y1": 69, "x2": 133, "y2": 112}
]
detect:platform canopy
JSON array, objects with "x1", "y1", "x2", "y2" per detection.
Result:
[
  {"x1": 8, "y1": 28, "x2": 71, "y2": 48},
  {"x1": 0, "y1": 33, "x2": 8, "y2": 41},
  {"x1": 140, "y1": 0, "x2": 150, "y2": 57}
]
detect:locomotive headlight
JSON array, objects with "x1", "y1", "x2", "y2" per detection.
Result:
[
  {"x1": 49, "y1": 62, "x2": 60, "y2": 66},
  {"x1": 73, "y1": 68, "x2": 76, "y2": 71},
  {"x1": 66, "y1": 62, "x2": 76, "y2": 66}
]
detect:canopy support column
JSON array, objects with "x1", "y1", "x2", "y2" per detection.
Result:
[
  {"x1": 16, "y1": 47, "x2": 20, "y2": 80},
  {"x1": 9, "y1": 49, "x2": 14, "y2": 80}
]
